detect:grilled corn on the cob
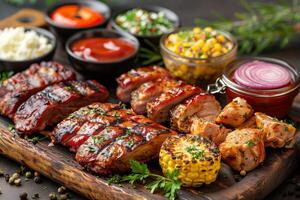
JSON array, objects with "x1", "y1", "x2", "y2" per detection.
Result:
[{"x1": 159, "y1": 135, "x2": 221, "y2": 187}]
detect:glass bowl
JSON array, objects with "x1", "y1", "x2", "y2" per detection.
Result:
[
  {"x1": 209, "y1": 57, "x2": 300, "y2": 118},
  {"x1": 160, "y1": 28, "x2": 237, "y2": 86}
]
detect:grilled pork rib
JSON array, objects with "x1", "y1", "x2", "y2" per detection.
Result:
[
  {"x1": 51, "y1": 102, "x2": 176, "y2": 174},
  {"x1": 131, "y1": 78, "x2": 180, "y2": 114},
  {"x1": 0, "y1": 62, "x2": 75, "y2": 118},
  {"x1": 116, "y1": 66, "x2": 171, "y2": 103},
  {"x1": 146, "y1": 83, "x2": 203, "y2": 123},
  {"x1": 14, "y1": 80, "x2": 109, "y2": 134}
]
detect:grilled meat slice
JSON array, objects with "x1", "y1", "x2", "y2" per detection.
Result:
[
  {"x1": 170, "y1": 93, "x2": 221, "y2": 133},
  {"x1": 57, "y1": 109, "x2": 135, "y2": 152},
  {"x1": 190, "y1": 118, "x2": 231, "y2": 146},
  {"x1": 51, "y1": 103, "x2": 121, "y2": 145},
  {"x1": 255, "y1": 112, "x2": 296, "y2": 148},
  {"x1": 147, "y1": 83, "x2": 203, "y2": 123},
  {"x1": 14, "y1": 80, "x2": 109, "y2": 134},
  {"x1": 131, "y1": 78, "x2": 179, "y2": 114},
  {"x1": 0, "y1": 62, "x2": 75, "y2": 118},
  {"x1": 216, "y1": 97, "x2": 254, "y2": 128},
  {"x1": 116, "y1": 66, "x2": 171, "y2": 103},
  {"x1": 238, "y1": 116, "x2": 257, "y2": 129},
  {"x1": 219, "y1": 128, "x2": 265, "y2": 174},
  {"x1": 76, "y1": 114, "x2": 176, "y2": 174}
]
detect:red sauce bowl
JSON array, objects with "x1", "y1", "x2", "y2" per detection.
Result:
[
  {"x1": 216, "y1": 57, "x2": 300, "y2": 118},
  {"x1": 45, "y1": 0, "x2": 111, "y2": 39}
]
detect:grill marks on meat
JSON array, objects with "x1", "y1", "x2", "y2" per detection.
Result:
[
  {"x1": 116, "y1": 66, "x2": 171, "y2": 103},
  {"x1": 147, "y1": 83, "x2": 203, "y2": 123},
  {"x1": 51, "y1": 103, "x2": 176, "y2": 174},
  {"x1": 0, "y1": 62, "x2": 75, "y2": 118},
  {"x1": 14, "y1": 80, "x2": 109, "y2": 134},
  {"x1": 131, "y1": 78, "x2": 180, "y2": 114}
]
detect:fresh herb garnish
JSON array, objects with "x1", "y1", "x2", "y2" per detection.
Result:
[
  {"x1": 139, "y1": 40, "x2": 162, "y2": 65},
  {"x1": 7, "y1": 123, "x2": 15, "y2": 132},
  {"x1": 0, "y1": 71, "x2": 13, "y2": 84},
  {"x1": 26, "y1": 135, "x2": 47, "y2": 144},
  {"x1": 92, "y1": 135, "x2": 106, "y2": 144},
  {"x1": 88, "y1": 146, "x2": 97, "y2": 152},
  {"x1": 185, "y1": 145, "x2": 204, "y2": 159},
  {"x1": 108, "y1": 160, "x2": 181, "y2": 200},
  {"x1": 245, "y1": 140, "x2": 255, "y2": 147},
  {"x1": 195, "y1": 0, "x2": 300, "y2": 55}
]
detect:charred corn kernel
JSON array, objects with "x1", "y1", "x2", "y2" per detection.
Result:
[
  {"x1": 204, "y1": 27, "x2": 213, "y2": 32},
  {"x1": 159, "y1": 135, "x2": 221, "y2": 187}
]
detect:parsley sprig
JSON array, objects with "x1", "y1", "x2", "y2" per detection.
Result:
[
  {"x1": 108, "y1": 160, "x2": 181, "y2": 200},
  {"x1": 0, "y1": 71, "x2": 13, "y2": 84}
]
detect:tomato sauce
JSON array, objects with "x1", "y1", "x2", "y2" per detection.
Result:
[
  {"x1": 51, "y1": 5, "x2": 104, "y2": 28},
  {"x1": 71, "y1": 37, "x2": 136, "y2": 62}
]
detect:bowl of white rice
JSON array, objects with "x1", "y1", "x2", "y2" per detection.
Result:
[{"x1": 0, "y1": 27, "x2": 56, "y2": 71}]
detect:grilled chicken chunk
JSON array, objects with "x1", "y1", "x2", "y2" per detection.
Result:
[
  {"x1": 147, "y1": 83, "x2": 202, "y2": 123},
  {"x1": 237, "y1": 116, "x2": 257, "y2": 129},
  {"x1": 131, "y1": 78, "x2": 179, "y2": 114},
  {"x1": 219, "y1": 128, "x2": 265, "y2": 174},
  {"x1": 0, "y1": 62, "x2": 75, "y2": 118},
  {"x1": 255, "y1": 112, "x2": 296, "y2": 148},
  {"x1": 190, "y1": 118, "x2": 231, "y2": 146},
  {"x1": 14, "y1": 80, "x2": 109, "y2": 134},
  {"x1": 216, "y1": 97, "x2": 254, "y2": 128},
  {"x1": 116, "y1": 66, "x2": 171, "y2": 103},
  {"x1": 170, "y1": 93, "x2": 221, "y2": 133}
]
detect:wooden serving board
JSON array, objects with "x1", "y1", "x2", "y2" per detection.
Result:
[{"x1": 0, "y1": 95, "x2": 299, "y2": 200}]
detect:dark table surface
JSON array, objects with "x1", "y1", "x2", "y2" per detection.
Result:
[{"x1": 0, "y1": 0, "x2": 299, "y2": 199}]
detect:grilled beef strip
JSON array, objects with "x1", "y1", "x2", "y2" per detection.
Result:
[
  {"x1": 116, "y1": 66, "x2": 172, "y2": 103},
  {"x1": 14, "y1": 80, "x2": 109, "y2": 134},
  {"x1": 0, "y1": 62, "x2": 75, "y2": 118}
]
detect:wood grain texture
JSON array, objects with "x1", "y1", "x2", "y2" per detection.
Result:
[{"x1": 0, "y1": 9, "x2": 46, "y2": 28}]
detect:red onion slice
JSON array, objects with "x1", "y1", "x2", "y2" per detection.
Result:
[{"x1": 233, "y1": 60, "x2": 291, "y2": 89}]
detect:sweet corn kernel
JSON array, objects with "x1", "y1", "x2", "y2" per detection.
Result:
[
  {"x1": 201, "y1": 44, "x2": 210, "y2": 53},
  {"x1": 213, "y1": 43, "x2": 222, "y2": 52},
  {"x1": 204, "y1": 27, "x2": 213, "y2": 32},
  {"x1": 193, "y1": 27, "x2": 202, "y2": 34},
  {"x1": 216, "y1": 34, "x2": 225, "y2": 43},
  {"x1": 212, "y1": 51, "x2": 222, "y2": 57}
]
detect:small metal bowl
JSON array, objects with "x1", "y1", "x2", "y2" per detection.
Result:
[
  {"x1": 0, "y1": 27, "x2": 57, "y2": 72},
  {"x1": 45, "y1": 0, "x2": 111, "y2": 39},
  {"x1": 65, "y1": 29, "x2": 139, "y2": 79},
  {"x1": 109, "y1": 5, "x2": 180, "y2": 46}
]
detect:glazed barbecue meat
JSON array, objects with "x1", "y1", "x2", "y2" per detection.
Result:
[
  {"x1": 51, "y1": 102, "x2": 176, "y2": 174},
  {"x1": 14, "y1": 80, "x2": 109, "y2": 134},
  {"x1": 75, "y1": 114, "x2": 176, "y2": 174},
  {"x1": 0, "y1": 62, "x2": 75, "y2": 118},
  {"x1": 255, "y1": 112, "x2": 296, "y2": 148},
  {"x1": 52, "y1": 104, "x2": 135, "y2": 152},
  {"x1": 116, "y1": 66, "x2": 171, "y2": 103},
  {"x1": 219, "y1": 128, "x2": 265, "y2": 174},
  {"x1": 147, "y1": 83, "x2": 203, "y2": 123},
  {"x1": 170, "y1": 93, "x2": 221, "y2": 133},
  {"x1": 216, "y1": 97, "x2": 254, "y2": 128},
  {"x1": 131, "y1": 78, "x2": 180, "y2": 114}
]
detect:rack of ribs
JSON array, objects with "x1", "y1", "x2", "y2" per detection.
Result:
[
  {"x1": 0, "y1": 62, "x2": 75, "y2": 118},
  {"x1": 51, "y1": 103, "x2": 177, "y2": 174},
  {"x1": 14, "y1": 80, "x2": 109, "y2": 134}
]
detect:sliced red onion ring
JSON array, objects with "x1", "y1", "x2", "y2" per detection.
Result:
[{"x1": 233, "y1": 60, "x2": 291, "y2": 89}]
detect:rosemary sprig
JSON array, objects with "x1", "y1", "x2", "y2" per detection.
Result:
[
  {"x1": 108, "y1": 160, "x2": 181, "y2": 200},
  {"x1": 195, "y1": 0, "x2": 300, "y2": 55},
  {"x1": 139, "y1": 40, "x2": 162, "y2": 65}
]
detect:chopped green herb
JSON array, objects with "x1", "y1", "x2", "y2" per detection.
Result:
[
  {"x1": 0, "y1": 71, "x2": 13, "y2": 84},
  {"x1": 245, "y1": 140, "x2": 255, "y2": 147},
  {"x1": 88, "y1": 146, "x2": 97, "y2": 152},
  {"x1": 185, "y1": 145, "x2": 204, "y2": 159},
  {"x1": 92, "y1": 135, "x2": 106, "y2": 144},
  {"x1": 8, "y1": 123, "x2": 15, "y2": 132}
]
